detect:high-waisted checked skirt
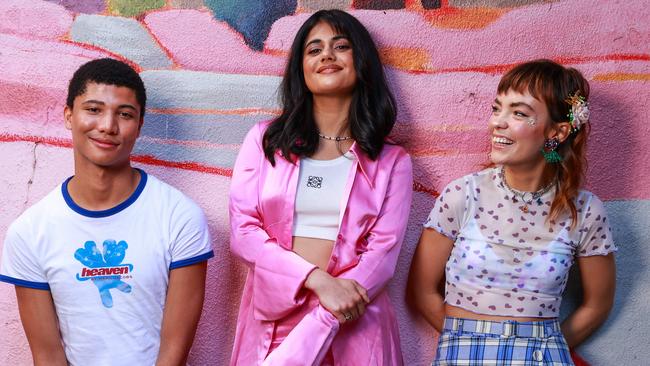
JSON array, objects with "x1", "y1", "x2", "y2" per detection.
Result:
[{"x1": 433, "y1": 317, "x2": 574, "y2": 366}]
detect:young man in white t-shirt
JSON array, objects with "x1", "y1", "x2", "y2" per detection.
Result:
[{"x1": 0, "y1": 58, "x2": 214, "y2": 365}]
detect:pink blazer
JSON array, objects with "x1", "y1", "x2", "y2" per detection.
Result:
[{"x1": 229, "y1": 122, "x2": 413, "y2": 365}]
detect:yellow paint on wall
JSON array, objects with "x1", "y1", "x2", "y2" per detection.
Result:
[
  {"x1": 379, "y1": 47, "x2": 430, "y2": 71},
  {"x1": 108, "y1": 0, "x2": 166, "y2": 17},
  {"x1": 592, "y1": 73, "x2": 650, "y2": 82}
]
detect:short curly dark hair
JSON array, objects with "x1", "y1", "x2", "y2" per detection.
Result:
[{"x1": 66, "y1": 58, "x2": 147, "y2": 119}]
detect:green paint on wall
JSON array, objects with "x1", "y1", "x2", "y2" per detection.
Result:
[
  {"x1": 169, "y1": 0, "x2": 205, "y2": 8},
  {"x1": 108, "y1": 0, "x2": 166, "y2": 17}
]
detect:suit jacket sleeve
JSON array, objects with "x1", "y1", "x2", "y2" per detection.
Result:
[{"x1": 229, "y1": 122, "x2": 317, "y2": 321}]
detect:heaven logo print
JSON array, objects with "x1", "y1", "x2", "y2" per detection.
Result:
[{"x1": 74, "y1": 240, "x2": 133, "y2": 308}]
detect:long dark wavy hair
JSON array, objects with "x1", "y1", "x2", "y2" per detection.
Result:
[
  {"x1": 262, "y1": 9, "x2": 397, "y2": 165},
  {"x1": 498, "y1": 59, "x2": 591, "y2": 228}
]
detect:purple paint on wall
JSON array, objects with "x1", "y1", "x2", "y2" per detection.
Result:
[
  {"x1": 353, "y1": 0, "x2": 404, "y2": 9},
  {"x1": 421, "y1": 0, "x2": 441, "y2": 9},
  {"x1": 44, "y1": 0, "x2": 106, "y2": 13}
]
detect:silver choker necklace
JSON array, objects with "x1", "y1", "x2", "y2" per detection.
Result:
[
  {"x1": 318, "y1": 132, "x2": 352, "y2": 142},
  {"x1": 500, "y1": 166, "x2": 554, "y2": 213}
]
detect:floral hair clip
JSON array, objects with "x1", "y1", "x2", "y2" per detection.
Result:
[{"x1": 566, "y1": 92, "x2": 589, "y2": 133}]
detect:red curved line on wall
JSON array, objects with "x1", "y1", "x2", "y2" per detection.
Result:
[
  {"x1": 412, "y1": 53, "x2": 650, "y2": 75},
  {"x1": 413, "y1": 181, "x2": 439, "y2": 198},
  {"x1": 131, "y1": 155, "x2": 233, "y2": 176},
  {"x1": 58, "y1": 39, "x2": 144, "y2": 73},
  {"x1": 0, "y1": 134, "x2": 73, "y2": 148},
  {"x1": 139, "y1": 19, "x2": 179, "y2": 69},
  {"x1": 0, "y1": 133, "x2": 438, "y2": 196}
]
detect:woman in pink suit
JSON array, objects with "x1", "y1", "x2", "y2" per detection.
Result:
[{"x1": 229, "y1": 9, "x2": 413, "y2": 366}]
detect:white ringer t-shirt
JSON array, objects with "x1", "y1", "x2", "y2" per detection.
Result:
[{"x1": 0, "y1": 169, "x2": 213, "y2": 366}]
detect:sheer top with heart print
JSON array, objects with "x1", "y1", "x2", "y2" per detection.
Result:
[{"x1": 423, "y1": 167, "x2": 616, "y2": 318}]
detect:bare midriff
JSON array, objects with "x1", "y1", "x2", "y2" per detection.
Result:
[
  {"x1": 445, "y1": 304, "x2": 555, "y2": 322},
  {"x1": 293, "y1": 236, "x2": 335, "y2": 270}
]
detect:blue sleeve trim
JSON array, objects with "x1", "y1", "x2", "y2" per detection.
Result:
[
  {"x1": 169, "y1": 251, "x2": 214, "y2": 270},
  {"x1": 0, "y1": 275, "x2": 50, "y2": 290}
]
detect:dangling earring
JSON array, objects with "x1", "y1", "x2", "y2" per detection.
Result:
[{"x1": 541, "y1": 137, "x2": 562, "y2": 163}]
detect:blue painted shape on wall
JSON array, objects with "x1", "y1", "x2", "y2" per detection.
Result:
[
  {"x1": 133, "y1": 139, "x2": 239, "y2": 168},
  {"x1": 560, "y1": 200, "x2": 650, "y2": 366},
  {"x1": 71, "y1": 14, "x2": 172, "y2": 69},
  {"x1": 140, "y1": 70, "x2": 282, "y2": 110},
  {"x1": 141, "y1": 113, "x2": 275, "y2": 145},
  {"x1": 204, "y1": 0, "x2": 297, "y2": 51}
]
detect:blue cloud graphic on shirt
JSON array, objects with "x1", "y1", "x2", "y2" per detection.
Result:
[{"x1": 74, "y1": 240, "x2": 133, "y2": 308}]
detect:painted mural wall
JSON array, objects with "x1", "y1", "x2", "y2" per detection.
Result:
[{"x1": 1, "y1": 0, "x2": 648, "y2": 364}]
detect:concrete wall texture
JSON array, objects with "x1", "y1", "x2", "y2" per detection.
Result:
[{"x1": 0, "y1": 0, "x2": 648, "y2": 364}]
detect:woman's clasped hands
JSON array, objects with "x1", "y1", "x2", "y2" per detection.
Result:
[{"x1": 305, "y1": 268, "x2": 369, "y2": 323}]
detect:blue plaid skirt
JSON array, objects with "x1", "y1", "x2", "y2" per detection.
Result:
[{"x1": 433, "y1": 317, "x2": 574, "y2": 366}]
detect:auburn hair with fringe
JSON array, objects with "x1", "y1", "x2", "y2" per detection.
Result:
[{"x1": 497, "y1": 59, "x2": 590, "y2": 228}]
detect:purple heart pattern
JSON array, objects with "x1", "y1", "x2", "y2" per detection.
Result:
[{"x1": 422, "y1": 167, "x2": 617, "y2": 317}]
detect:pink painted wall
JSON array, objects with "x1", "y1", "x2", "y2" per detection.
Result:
[{"x1": 1, "y1": 0, "x2": 649, "y2": 365}]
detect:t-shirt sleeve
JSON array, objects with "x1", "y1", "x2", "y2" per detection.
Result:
[
  {"x1": 423, "y1": 178, "x2": 468, "y2": 241},
  {"x1": 168, "y1": 199, "x2": 214, "y2": 270},
  {"x1": 577, "y1": 194, "x2": 617, "y2": 257},
  {"x1": 0, "y1": 220, "x2": 50, "y2": 290}
]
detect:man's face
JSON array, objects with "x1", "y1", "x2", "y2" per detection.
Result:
[{"x1": 64, "y1": 82, "x2": 142, "y2": 170}]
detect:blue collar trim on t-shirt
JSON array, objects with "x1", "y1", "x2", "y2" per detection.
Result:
[{"x1": 61, "y1": 168, "x2": 148, "y2": 218}]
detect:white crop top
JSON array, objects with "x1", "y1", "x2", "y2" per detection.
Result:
[
  {"x1": 424, "y1": 167, "x2": 616, "y2": 318},
  {"x1": 293, "y1": 153, "x2": 354, "y2": 241}
]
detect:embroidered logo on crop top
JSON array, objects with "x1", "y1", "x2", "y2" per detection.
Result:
[
  {"x1": 307, "y1": 176, "x2": 323, "y2": 188},
  {"x1": 74, "y1": 239, "x2": 134, "y2": 308}
]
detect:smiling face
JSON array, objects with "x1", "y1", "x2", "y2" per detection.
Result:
[
  {"x1": 64, "y1": 82, "x2": 142, "y2": 171},
  {"x1": 302, "y1": 21, "x2": 356, "y2": 97},
  {"x1": 488, "y1": 89, "x2": 552, "y2": 169}
]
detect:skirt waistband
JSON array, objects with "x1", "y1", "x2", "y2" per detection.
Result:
[{"x1": 443, "y1": 317, "x2": 562, "y2": 338}]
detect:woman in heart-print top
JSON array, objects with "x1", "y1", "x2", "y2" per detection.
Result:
[{"x1": 408, "y1": 59, "x2": 616, "y2": 366}]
